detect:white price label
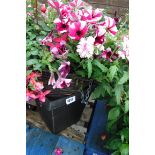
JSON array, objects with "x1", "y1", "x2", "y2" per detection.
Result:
[{"x1": 66, "y1": 96, "x2": 76, "y2": 105}]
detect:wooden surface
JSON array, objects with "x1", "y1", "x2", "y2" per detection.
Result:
[{"x1": 26, "y1": 103, "x2": 94, "y2": 143}]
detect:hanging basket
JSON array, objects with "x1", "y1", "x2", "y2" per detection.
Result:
[{"x1": 36, "y1": 70, "x2": 95, "y2": 133}]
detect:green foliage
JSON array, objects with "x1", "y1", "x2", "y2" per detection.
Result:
[
  {"x1": 108, "y1": 65, "x2": 118, "y2": 81},
  {"x1": 93, "y1": 59, "x2": 108, "y2": 72},
  {"x1": 87, "y1": 59, "x2": 92, "y2": 78},
  {"x1": 108, "y1": 107, "x2": 120, "y2": 121}
]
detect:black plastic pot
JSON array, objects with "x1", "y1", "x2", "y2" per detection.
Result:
[{"x1": 36, "y1": 92, "x2": 85, "y2": 133}]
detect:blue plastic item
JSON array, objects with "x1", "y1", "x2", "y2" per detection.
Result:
[
  {"x1": 52, "y1": 136, "x2": 84, "y2": 155},
  {"x1": 26, "y1": 123, "x2": 84, "y2": 155},
  {"x1": 85, "y1": 100, "x2": 110, "y2": 155},
  {"x1": 26, "y1": 126, "x2": 59, "y2": 155}
]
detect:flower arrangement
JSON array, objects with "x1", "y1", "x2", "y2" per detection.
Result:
[
  {"x1": 26, "y1": 0, "x2": 128, "y2": 103},
  {"x1": 26, "y1": 0, "x2": 129, "y2": 154}
]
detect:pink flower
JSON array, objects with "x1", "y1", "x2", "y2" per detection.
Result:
[
  {"x1": 26, "y1": 89, "x2": 37, "y2": 101},
  {"x1": 118, "y1": 36, "x2": 129, "y2": 60},
  {"x1": 48, "y1": 72, "x2": 56, "y2": 85},
  {"x1": 54, "y1": 148, "x2": 63, "y2": 155},
  {"x1": 50, "y1": 40, "x2": 68, "y2": 59},
  {"x1": 101, "y1": 48, "x2": 118, "y2": 62},
  {"x1": 41, "y1": 31, "x2": 53, "y2": 47},
  {"x1": 77, "y1": 36, "x2": 95, "y2": 58},
  {"x1": 48, "y1": 0, "x2": 63, "y2": 11},
  {"x1": 58, "y1": 61, "x2": 70, "y2": 78},
  {"x1": 41, "y1": 4, "x2": 46, "y2": 13},
  {"x1": 53, "y1": 77, "x2": 72, "y2": 89},
  {"x1": 80, "y1": 9, "x2": 103, "y2": 24},
  {"x1": 37, "y1": 90, "x2": 51, "y2": 102},
  {"x1": 30, "y1": 79, "x2": 44, "y2": 91},
  {"x1": 94, "y1": 26, "x2": 106, "y2": 45},
  {"x1": 59, "y1": 5, "x2": 71, "y2": 19},
  {"x1": 69, "y1": 21, "x2": 88, "y2": 40},
  {"x1": 54, "y1": 18, "x2": 69, "y2": 34},
  {"x1": 69, "y1": 0, "x2": 85, "y2": 9},
  {"x1": 104, "y1": 16, "x2": 118, "y2": 36}
]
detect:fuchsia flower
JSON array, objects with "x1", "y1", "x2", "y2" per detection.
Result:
[
  {"x1": 101, "y1": 48, "x2": 119, "y2": 62},
  {"x1": 54, "y1": 18, "x2": 69, "y2": 34},
  {"x1": 48, "y1": 72, "x2": 56, "y2": 85},
  {"x1": 26, "y1": 89, "x2": 37, "y2": 101},
  {"x1": 37, "y1": 90, "x2": 51, "y2": 102},
  {"x1": 30, "y1": 79, "x2": 44, "y2": 91},
  {"x1": 52, "y1": 61, "x2": 71, "y2": 89},
  {"x1": 53, "y1": 77, "x2": 72, "y2": 89},
  {"x1": 77, "y1": 36, "x2": 95, "y2": 58},
  {"x1": 69, "y1": 21, "x2": 88, "y2": 40},
  {"x1": 58, "y1": 61, "x2": 70, "y2": 78},
  {"x1": 103, "y1": 16, "x2": 118, "y2": 36},
  {"x1": 41, "y1": 4, "x2": 47, "y2": 13}
]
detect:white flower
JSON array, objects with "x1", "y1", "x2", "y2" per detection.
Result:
[{"x1": 77, "y1": 36, "x2": 95, "y2": 58}]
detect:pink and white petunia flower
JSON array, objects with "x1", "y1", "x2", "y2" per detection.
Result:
[
  {"x1": 48, "y1": 0, "x2": 63, "y2": 11},
  {"x1": 59, "y1": 5, "x2": 72, "y2": 19},
  {"x1": 50, "y1": 40, "x2": 68, "y2": 59},
  {"x1": 69, "y1": 0, "x2": 85, "y2": 9},
  {"x1": 94, "y1": 26, "x2": 106, "y2": 45},
  {"x1": 77, "y1": 36, "x2": 95, "y2": 58},
  {"x1": 69, "y1": 21, "x2": 88, "y2": 40},
  {"x1": 58, "y1": 61, "x2": 70, "y2": 78},
  {"x1": 37, "y1": 90, "x2": 51, "y2": 102},
  {"x1": 54, "y1": 18, "x2": 69, "y2": 34},
  {"x1": 101, "y1": 47, "x2": 119, "y2": 62},
  {"x1": 118, "y1": 36, "x2": 129, "y2": 60},
  {"x1": 48, "y1": 72, "x2": 56, "y2": 85},
  {"x1": 80, "y1": 9, "x2": 103, "y2": 24},
  {"x1": 41, "y1": 31, "x2": 53, "y2": 47},
  {"x1": 103, "y1": 16, "x2": 118, "y2": 36},
  {"x1": 53, "y1": 77, "x2": 72, "y2": 89}
]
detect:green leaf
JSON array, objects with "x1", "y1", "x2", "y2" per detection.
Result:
[
  {"x1": 124, "y1": 100, "x2": 129, "y2": 113},
  {"x1": 115, "y1": 84, "x2": 124, "y2": 105},
  {"x1": 108, "y1": 107, "x2": 120, "y2": 121},
  {"x1": 120, "y1": 144, "x2": 129, "y2": 155},
  {"x1": 91, "y1": 84, "x2": 105, "y2": 99},
  {"x1": 31, "y1": 50, "x2": 39, "y2": 56},
  {"x1": 27, "y1": 59, "x2": 39, "y2": 66},
  {"x1": 68, "y1": 53, "x2": 80, "y2": 63},
  {"x1": 118, "y1": 71, "x2": 129, "y2": 85},
  {"x1": 38, "y1": 21, "x2": 51, "y2": 32},
  {"x1": 93, "y1": 59, "x2": 108, "y2": 72},
  {"x1": 30, "y1": 34, "x2": 36, "y2": 40},
  {"x1": 87, "y1": 59, "x2": 92, "y2": 78},
  {"x1": 75, "y1": 70, "x2": 86, "y2": 77},
  {"x1": 120, "y1": 128, "x2": 129, "y2": 142},
  {"x1": 111, "y1": 151, "x2": 120, "y2": 155},
  {"x1": 108, "y1": 65, "x2": 118, "y2": 81},
  {"x1": 105, "y1": 138, "x2": 122, "y2": 150}
]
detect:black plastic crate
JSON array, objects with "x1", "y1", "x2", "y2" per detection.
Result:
[{"x1": 36, "y1": 92, "x2": 85, "y2": 134}]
